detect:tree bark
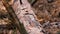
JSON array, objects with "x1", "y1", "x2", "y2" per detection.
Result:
[{"x1": 12, "y1": 0, "x2": 44, "y2": 34}]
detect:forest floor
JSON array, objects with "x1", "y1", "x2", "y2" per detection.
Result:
[
  {"x1": 0, "y1": 0, "x2": 60, "y2": 34},
  {"x1": 29, "y1": 0, "x2": 60, "y2": 34}
]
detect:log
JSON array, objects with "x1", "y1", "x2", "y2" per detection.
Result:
[{"x1": 2, "y1": 0, "x2": 44, "y2": 34}]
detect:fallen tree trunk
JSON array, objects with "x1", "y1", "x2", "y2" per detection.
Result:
[{"x1": 2, "y1": 0, "x2": 44, "y2": 34}]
